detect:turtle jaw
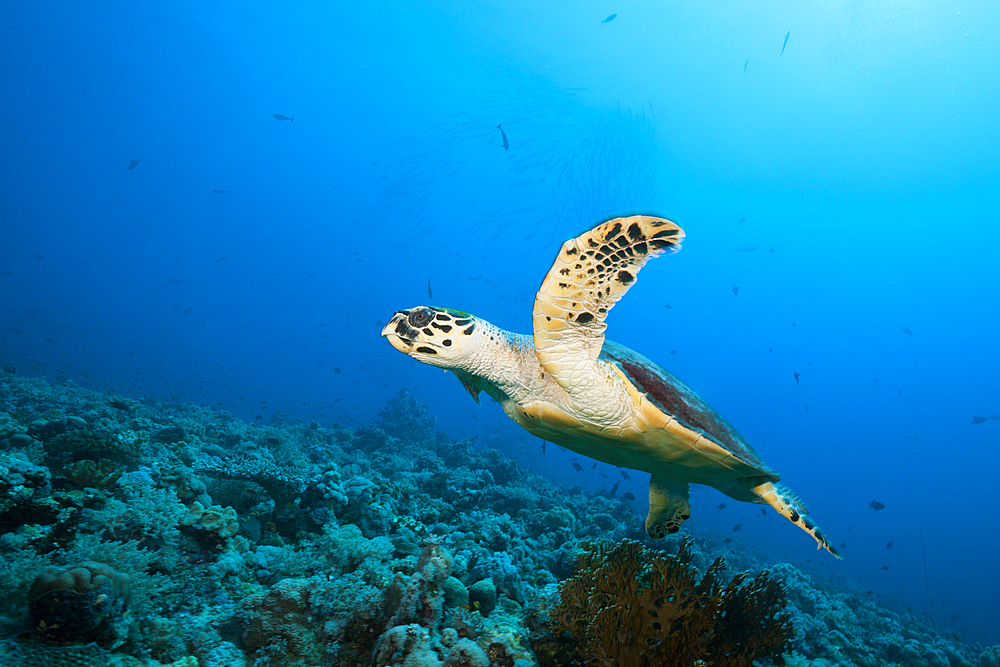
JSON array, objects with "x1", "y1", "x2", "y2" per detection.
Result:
[{"x1": 381, "y1": 310, "x2": 446, "y2": 360}]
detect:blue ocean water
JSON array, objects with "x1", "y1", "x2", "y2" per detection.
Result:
[{"x1": 1, "y1": 0, "x2": 998, "y2": 651}]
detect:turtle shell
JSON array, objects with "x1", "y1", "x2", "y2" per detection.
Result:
[{"x1": 600, "y1": 340, "x2": 777, "y2": 480}]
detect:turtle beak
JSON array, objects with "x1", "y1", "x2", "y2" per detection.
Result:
[{"x1": 382, "y1": 312, "x2": 415, "y2": 353}]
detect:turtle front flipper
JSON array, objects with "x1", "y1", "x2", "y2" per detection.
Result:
[
  {"x1": 753, "y1": 480, "x2": 843, "y2": 559},
  {"x1": 533, "y1": 216, "x2": 684, "y2": 398},
  {"x1": 645, "y1": 476, "x2": 691, "y2": 539}
]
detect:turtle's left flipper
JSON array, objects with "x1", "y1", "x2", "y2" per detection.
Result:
[
  {"x1": 645, "y1": 476, "x2": 691, "y2": 539},
  {"x1": 754, "y1": 480, "x2": 843, "y2": 559}
]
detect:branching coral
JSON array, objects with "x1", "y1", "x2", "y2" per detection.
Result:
[{"x1": 536, "y1": 537, "x2": 793, "y2": 667}]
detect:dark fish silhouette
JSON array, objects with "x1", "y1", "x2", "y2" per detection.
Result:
[
  {"x1": 881, "y1": 565, "x2": 890, "y2": 571},
  {"x1": 591, "y1": 462, "x2": 598, "y2": 470},
  {"x1": 216, "y1": 255, "x2": 229, "y2": 263},
  {"x1": 870, "y1": 500, "x2": 886, "y2": 511},
  {"x1": 621, "y1": 470, "x2": 630, "y2": 480},
  {"x1": 167, "y1": 278, "x2": 183, "y2": 284},
  {"x1": 496, "y1": 123, "x2": 509, "y2": 150},
  {"x1": 573, "y1": 462, "x2": 583, "y2": 472},
  {"x1": 273, "y1": 114, "x2": 294, "y2": 122},
  {"x1": 33, "y1": 253, "x2": 44, "y2": 261},
  {"x1": 333, "y1": 367, "x2": 341, "y2": 374},
  {"x1": 886, "y1": 540, "x2": 893, "y2": 549},
  {"x1": 599, "y1": 473, "x2": 608, "y2": 478},
  {"x1": 610, "y1": 481, "x2": 620, "y2": 495},
  {"x1": 716, "y1": 503, "x2": 727, "y2": 510},
  {"x1": 724, "y1": 537, "x2": 732, "y2": 544},
  {"x1": 427, "y1": 279, "x2": 434, "y2": 299},
  {"x1": 601, "y1": 13, "x2": 617, "y2": 25},
  {"x1": 541, "y1": 441, "x2": 547, "y2": 455},
  {"x1": 213, "y1": 189, "x2": 230, "y2": 194},
  {"x1": 623, "y1": 492, "x2": 636, "y2": 501},
  {"x1": 736, "y1": 217, "x2": 746, "y2": 224},
  {"x1": 971, "y1": 416, "x2": 988, "y2": 425},
  {"x1": 732, "y1": 285, "x2": 739, "y2": 295},
  {"x1": 768, "y1": 248, "x2": 775, "y2": 253},
  {"x1": 128, "y1": 158, "x2": 140, "y2": 170},
  {"x1": 780, "y1": 30, "x2": 790, "y2": 56},
  {"x1": 664, "y1": 303, "x2": 671, "y2": 309},
  {"x1": 738, "y1": 246, "x2": 757, "y2": 252},
  {"x1": 902, "y1": 327, "x2": 913, "y2": 335},
  {"x1": 840, "y1": 542, "x2": 847, "y2": 549},
  {"x1": 744, "y1": 59, "x2": 748, "y2": 73},
  {"x1": 761, "y1": 508, "x2": 767, "y2": 515},
  {"x1": 794, "y1": 372, "x2": 801, "y2": 385},
  {"x1": 733, "y1": 523, "x2": 742, "y2": 532}
]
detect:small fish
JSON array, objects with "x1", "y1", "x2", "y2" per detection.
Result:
[
  {"x1": 496, "y1": 123, "x2": 509, "y2": 150},
  {"x1": 600, "y1": 473, "x2": 608, "y2": 478},
  {"x1": 761, "y1": 508, "x2": 767, "y2": 515},
  {"x1": 902, "y1": 327, "x2": 913, "y2": 335},
  {"x1": 167, "y1": 278, "x2": 183, "y2": 284},
  {"x1": 216, "y1": 254, "x2": 229, "y2": 263},
  {"x1": 744, "y1": 59, "x2": 748, "y2": 73},
  {"x1": 591, "y1": 462, "x2": 598, "y2": 470},
  {"x1": 610, "y1": 481, "x2": 619, "y2": 495},
  {"x1": 794, "y1": 372, "x2": 801, "y2": 385},
  {"x1": 664, "y1": 303, "x2": 672, "y2": 309},
  {"x1": 768, "y1": 248, "x2": 775, "y2": 253},
  {"x1": 573, "y1": 462, "x2": 583, "y2": 472},
  {"x1": 670, "y1": 350, "x2": 677, "y2": 355},
  {"x1": 183, "y1": 306, "x2": 193, "y2": 315},
  {"x1": 733, "y1": 523, "x2": 742, "y2": 532},
  {"x1": 840, "y1": 542, "x2": 847, "y2": 549},
  {"x1": 886, "y1": 540, "x2": 893, "y2": 549},
  {"x1": 213, "y1": 189, "x2": 230, "y2": 194},
  {"x1": 716, "y1": 503, "x2": 727, "y2": 510},
  {"x1": 128, "y1": 158, "x2": 140, "y2": 170},
  {"x1": 541, "y1": 441, "x2": 547, "y2": 455},
  {"x1": 427, "y1": 279, "x2": 434, "y2": 299},
  {"x1": 971, "y1": 416, "x2": 988, "y2": 425},
  {"x1": 273, "y1": 114, "x2": 294, "y2": 122},
  {"x1": 738, "y1": 246, "x2": 757, "y2": 252},
  {"x1": 732, "y1": 285, "x2": 739, "y2": 295},
  {"x1": 621, "y1": 471, "x2": 631, "y2": 480},
  {"x1": 881, "y1": 565, "x2": 890, "y2": 571},
  {"x1": 33, "y1": 253, "x2": 44, "y2": 261},
  {"x1": 601, "y1": 13, "x2": 617, "y2": 25},
  {"x1": 870, "y1": 500, "x2": 886, "y2": 511},
  {"x1": 333, "y1": 367, "x2": 341, "y2": 374},
  {"x1": 623, "y1": 492, "x2": 636, "y2": 501},
  {"x1": 724, "y1": 537, "x2": 732, "y2": 544},
  {"x1": 736, "y1": 217, "x2": 746, "y2": 224},
  {"x1": 780, "y1": 30, "x2": 790, "y2": 56},
  {"x1": 792, "y1": 319, "x2": 796, "y2": 327}
]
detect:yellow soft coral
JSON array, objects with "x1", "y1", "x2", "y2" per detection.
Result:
[{"x1": 538, "y1": 537, "x2": 793, "y2": 667}]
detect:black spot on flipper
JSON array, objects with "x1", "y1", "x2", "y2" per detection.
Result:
[
  {"x1": 627, "y1": 222, "x2": 643, "y2": 240},
  {"x1": 634, "y1": 241, "x2": 647, "y2": 254},
  {"x1": 604, "y1": 222, "x2": 623, "y2": 240},
  {"x1": 576, "y1": 312, "x2": 595, "y2": 324},
  {"x1": 789, "y1": 509, "x2": 800, "y2": 523},
  {"x1": 617, "y1": 270, "x2": 634, "y2": 285},
  {"x1": 416, "y1": 346, "x2": 437, "y2": 355}
]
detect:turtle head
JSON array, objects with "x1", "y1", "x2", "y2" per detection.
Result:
[{"x1": 382, "y1": 306, "x2": 480, "y2": 370}]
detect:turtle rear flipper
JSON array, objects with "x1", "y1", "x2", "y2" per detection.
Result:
[
  {"x1": 753, "y1": 480, "x2": 842, "y2": 559},
  {"x1": 645, "y1": 476, "x2": 691, "y2": 539}
]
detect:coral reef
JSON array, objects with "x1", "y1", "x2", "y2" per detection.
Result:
[
  {"x1": 533, "y1": 536, "x2": 792, "y2": 666},
  {"x1": 0, "y1": 370, "x2": 991, "y2": 666}
]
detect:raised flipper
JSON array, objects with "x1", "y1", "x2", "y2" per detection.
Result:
[
  {"x1": 645, "y1": 476, "x2": 691, "y2": 539},
  {"x1": 753, "y1": 480, "x2": 842, "y2": 559}
]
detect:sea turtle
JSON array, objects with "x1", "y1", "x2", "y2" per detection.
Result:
[{"x1": 382, "y1": 215, "x2": 841, "y2": 558}]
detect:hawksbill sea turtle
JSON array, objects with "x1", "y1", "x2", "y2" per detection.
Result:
[{"x1": 382, "y1": 215, "x2": 841, "y2": 558}]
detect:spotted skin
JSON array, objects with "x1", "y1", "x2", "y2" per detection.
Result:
[{"x1": 382, "y1": 215, "x2": 842, "y2": 559}]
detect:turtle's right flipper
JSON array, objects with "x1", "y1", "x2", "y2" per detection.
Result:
[{"x1": 645, "y1": 476, "x2": 691, "y2": 539}]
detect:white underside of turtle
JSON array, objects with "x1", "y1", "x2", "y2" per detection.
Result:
[{"x1": 383, "y1": 215, "x2": 841, "y2": 559}]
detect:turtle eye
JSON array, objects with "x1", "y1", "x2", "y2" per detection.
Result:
[{"x1": 408, "y1": 308, "x2": 433, "y2": 327}]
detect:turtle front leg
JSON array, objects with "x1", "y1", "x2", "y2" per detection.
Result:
[
  {"x1": 645, "y1": 476, "x2": 691, "y2": 539},
  {"x1": 753, "y1": 480, "x2": 843, "y2": 559}
]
